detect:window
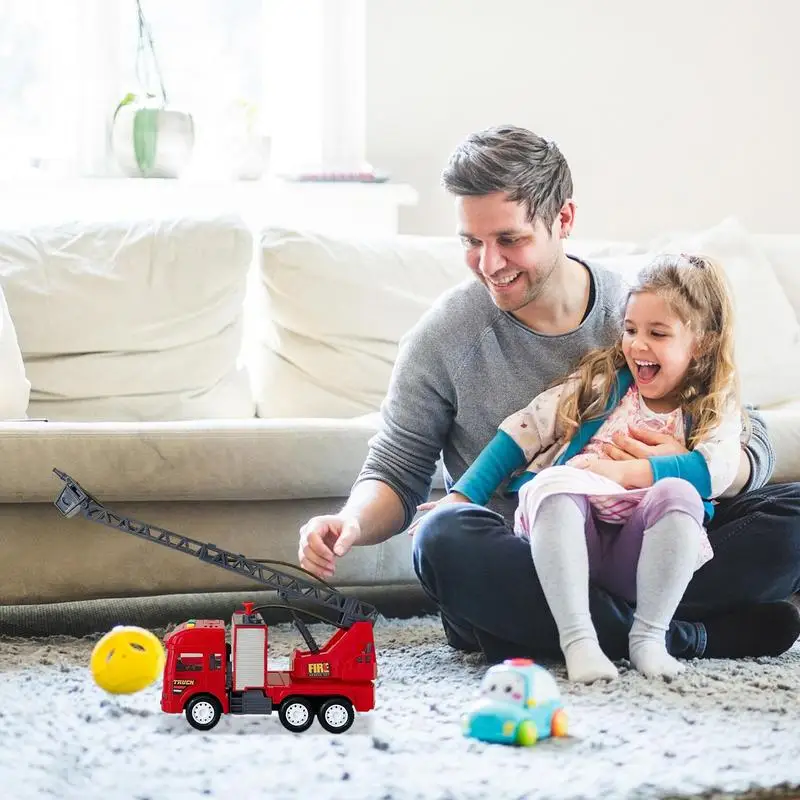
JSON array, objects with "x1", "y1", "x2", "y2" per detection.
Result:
[
  {"x1": 0, "y1": 0, "x2": 85, "y2": 176},
  {"x1": 0, "y1": 0, "x2": 366, "y2": 179},
  {"x1": 176, "y1": 657, "x2": 203, "y2": 672}
]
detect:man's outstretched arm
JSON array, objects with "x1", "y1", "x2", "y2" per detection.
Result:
[
  {"x1": 350, "y1": 315, "x2": 457, "y2": 535},
  {"x1": 298, "y1": 306, "x2": 457, "y2": 576},
  {"x1": 337, "y1": 479, "x2": 407, "y2": 547}
]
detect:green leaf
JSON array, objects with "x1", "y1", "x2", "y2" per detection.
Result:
[
  {"x1": 133, "y1": 108, "x2": 159, "y2": 176},
  {"x1": 113, "y1": 92, "x2": 139, "y2": 121}
]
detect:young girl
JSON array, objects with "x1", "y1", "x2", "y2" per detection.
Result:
[{"x1": 419, "y1": 254, "x2": 746, "y2": 683}]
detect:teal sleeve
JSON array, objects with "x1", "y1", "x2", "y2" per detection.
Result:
[
  {"x1": 648, "y1": 450, "x2": 712, "y2": 498},
  {"x1": 451, "y1": 430, "x2": 527, "y2": 505}
]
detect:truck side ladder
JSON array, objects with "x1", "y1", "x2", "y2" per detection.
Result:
[{"x1": 52, "y1": 469, "x2": 379, "y2": 631}]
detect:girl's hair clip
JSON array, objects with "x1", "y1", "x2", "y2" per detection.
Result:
[{"x1": 680, "y1": 253, "x2": 706, "y2": 269}]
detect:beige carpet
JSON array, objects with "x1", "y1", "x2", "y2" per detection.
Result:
[{"x1": 1, "y1": 614, "x2": 799, "y2": 800}]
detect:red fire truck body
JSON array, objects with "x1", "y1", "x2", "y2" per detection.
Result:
[
  {"x1": 53, "y1": 469, "x2": 379, "y2": 734},
  {"x1": 160, "y1": 609, "x2": 376, "y2": 731}
]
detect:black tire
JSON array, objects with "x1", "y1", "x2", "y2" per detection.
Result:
[
  {"x1": 317, "y1": 697, "x2": 355, "y2": 733},
  {"x1": 278, "y1": 696, "x2": 315, "y2": 733},
  {"x1": 185, "y1": 695, "x2": 223, "y2": 731}
]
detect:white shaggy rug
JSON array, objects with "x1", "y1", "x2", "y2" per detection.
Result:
[{"x1": 2, "y1": 614, "x2": 800, "y2": 800}]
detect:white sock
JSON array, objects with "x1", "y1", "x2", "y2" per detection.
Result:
[
  {"x1": 629, "y1": 510, "x2": 703, "y2": 678},
  {"x1": 529, "y1": 494, "x2": 618, "y2": 684}
]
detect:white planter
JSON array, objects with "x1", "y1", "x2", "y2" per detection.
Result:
[{"x1": 111, "y1": 102, "x2": 195, "y2": 179}]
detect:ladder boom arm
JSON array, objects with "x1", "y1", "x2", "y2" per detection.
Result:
[{"x1": 52, "y1": 469, "x2": 378, "y2": 628}]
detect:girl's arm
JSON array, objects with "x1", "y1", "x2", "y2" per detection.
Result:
[
  {"x1": 449, "y1": 429, "x2": 528, "y2": 505},
  {"x1": 450, "y1": 378, "x2": 574, "y2": 505}
]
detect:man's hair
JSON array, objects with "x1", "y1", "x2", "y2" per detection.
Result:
[{"x1": 440, "y1": 125, "x2": 573, "y2": 230}]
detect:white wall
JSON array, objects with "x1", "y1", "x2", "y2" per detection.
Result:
[{"x1": 365, "y1": 0, "x2": 799, "y2": 239}]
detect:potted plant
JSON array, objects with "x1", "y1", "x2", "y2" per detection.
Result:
[{"x1": 110, "y1": 0, "x2": 194, "y2": 178}]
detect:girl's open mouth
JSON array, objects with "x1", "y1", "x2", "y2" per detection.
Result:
[{"x1": 635, "y1": 360, "x2": 661, "y2": 384}]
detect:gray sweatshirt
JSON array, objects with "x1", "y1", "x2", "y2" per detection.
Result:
[{"x1": 355, "y1": 259, "x2": 775, "y2": 529}]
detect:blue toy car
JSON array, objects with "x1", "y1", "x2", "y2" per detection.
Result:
[{"x1": 462, "y1": 658, "x2": 568, "y2": 746}]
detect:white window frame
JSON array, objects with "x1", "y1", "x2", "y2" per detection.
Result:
[
  {"x1": 4, "y1": 0, "x2": 368, "y2": 179},
  {"x1": 261, "y1": 0, "x2": 368, "y2": 175}
]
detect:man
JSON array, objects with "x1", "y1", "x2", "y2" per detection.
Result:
[{"x1": 298, "y1": 125, "x2": 800, "y2": 665}]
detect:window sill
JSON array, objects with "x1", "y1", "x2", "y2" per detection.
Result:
[{"x1": 2, "y1": 176, "x2": 419, "y2": 235}]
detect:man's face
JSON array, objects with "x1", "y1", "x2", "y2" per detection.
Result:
[{"x1": 456, "y1": 192, "x2": 564, "y2": 314}]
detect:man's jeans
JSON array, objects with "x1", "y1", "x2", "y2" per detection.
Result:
[{"x1": 411, "y1": 483, "x2": 800, "y2": 661}]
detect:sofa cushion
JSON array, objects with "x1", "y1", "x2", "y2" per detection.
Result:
[
  {"x1": 0, "y1": 214, "x2": 254, "y2": 421},
  {"x1": 761, "y1": 405, "x2": 800, "y2": 485},
  {"x1": 0, "y1": 498, "x2": 421, "y2": 604},
  {"x1": 251, "y1": 228, "x2": 466, "y2": 418},
  {"x1": 0, "y1": 285, "x2": 30, "y2": 418},
  {"x1": 755, "y1": 234, "x2": 800, "y2": 322},
  {"x1": 250, "y1": 221, "x2": 800, "y2": 418},
  {"x1": 0, "y1": 416, "x2": 382, "y2": 503}
]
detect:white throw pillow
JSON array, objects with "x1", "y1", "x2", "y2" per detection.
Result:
[
  {"x1": 0, "y1": 215, "x2": 254, "y2": 421},
  {"x1": 754, "y1": 234, "x2": 800, "y2": 322},
  {"x1": 252, "y1": 228, "x2": 467, "y2": 418}
]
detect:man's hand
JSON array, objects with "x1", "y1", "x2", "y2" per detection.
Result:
[
  {"x1": 298, "y1": 515, "x2": 361, "y2": 580},
  {"x1": 602, "y1": 425, "x2": 688, "y2": 461},
  {"x1": 577, "y1": 457, "x2": 653, "y2": 489},
  {"x1": 407, "y1": 491, "x2": 472, "y2": 536}
]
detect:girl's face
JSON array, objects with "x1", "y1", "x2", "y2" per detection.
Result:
[{"x1": 622, "y1": 291, "x2": 700, "y2": 412}]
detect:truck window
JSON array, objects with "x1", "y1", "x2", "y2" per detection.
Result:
[{"x1": 176, "y1": 652, "x2": 203, "y2": 672}]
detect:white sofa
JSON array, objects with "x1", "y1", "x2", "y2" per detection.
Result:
[{"x1": 0, "y1": 213, "x2": 799, "y2": 608}]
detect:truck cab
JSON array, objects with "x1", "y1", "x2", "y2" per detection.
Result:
[{"x1": 161, "y1": 619, "x2": 229, "y2": 720}]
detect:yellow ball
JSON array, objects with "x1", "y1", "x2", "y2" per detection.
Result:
[{"x1": 90, "y1": 625, "x2": 166, "y2": 695}]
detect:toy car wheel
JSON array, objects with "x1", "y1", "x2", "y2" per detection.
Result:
[
  {"x1": 515, "y1": 719, "x2": 538, "y2": 747},
  {"x1": 185, "y1": 695, "x2": 222, "y2": 731},
  {"x1": 279, "y1": 697, "x2": 315, "y2": 733},
  {"x1": 317, "y1": 698, "x2": 355, "y2": 733},
  {"x1": 551, "y1": 709, "x2": 568, "y2": 738}
]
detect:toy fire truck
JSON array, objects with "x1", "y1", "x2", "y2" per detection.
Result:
[{"x1": 52, "y1": 469, "x2": 378, "y2": 734}]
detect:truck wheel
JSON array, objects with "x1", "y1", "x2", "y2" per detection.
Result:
[
  {"x1": 185, "y1": 695, "x2": 222, "y2": 731},
  {"x1": 317, "y1": 698, "x2": 355, "y2": 733},
  {"x1": 279, "y1": 697, "x2": 315, "y2": 733}
]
